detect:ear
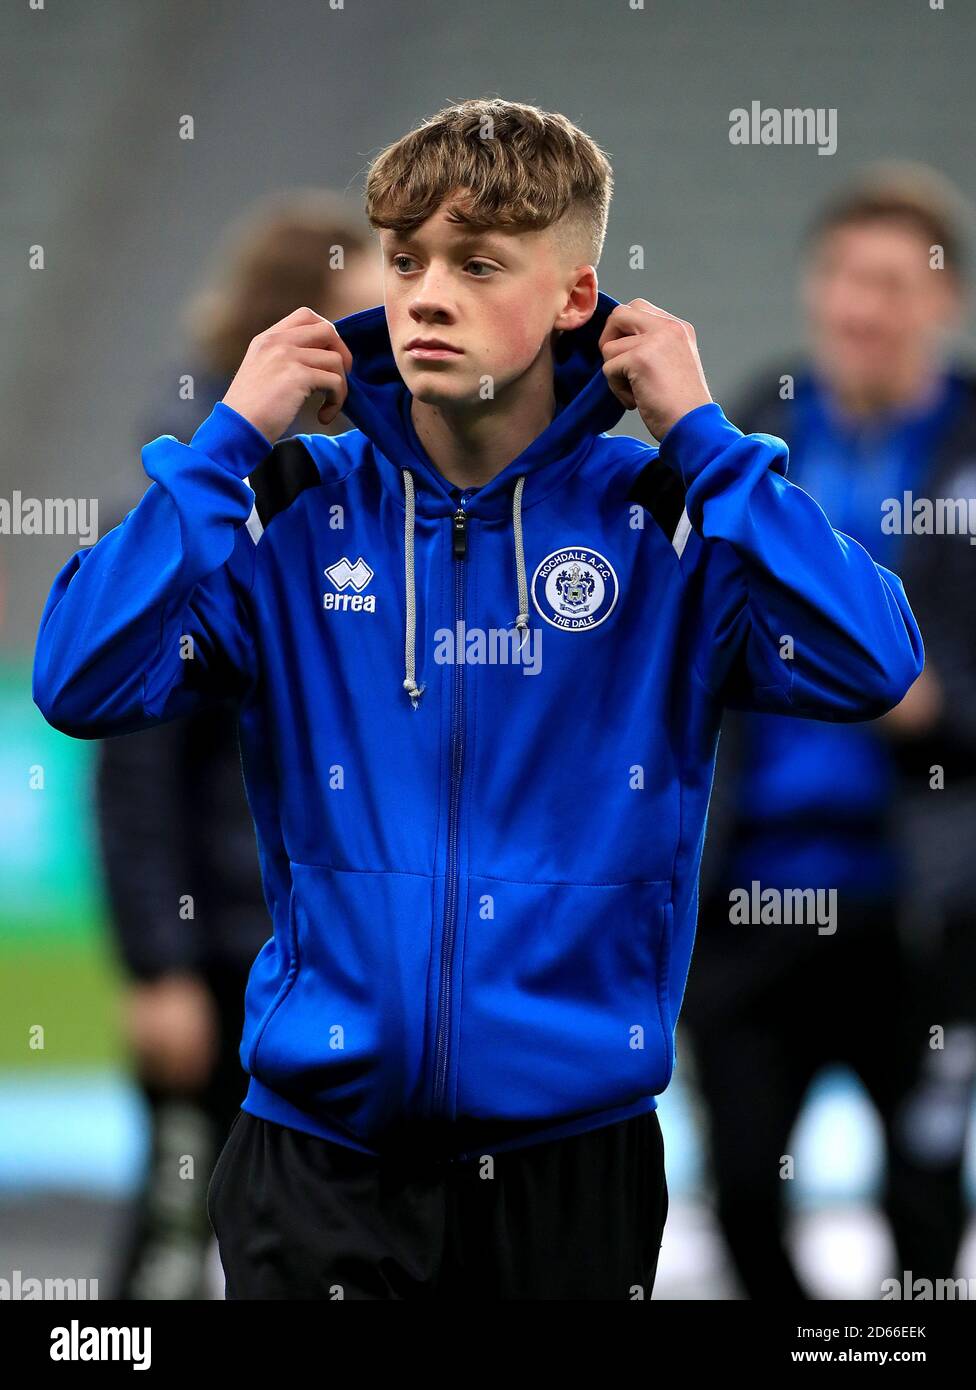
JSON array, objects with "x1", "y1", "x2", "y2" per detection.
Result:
[{"x1": 553, "y1": 268, "x2": 599, "y2": 334}]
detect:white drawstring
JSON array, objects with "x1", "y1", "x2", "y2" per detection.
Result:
[
  {"x1": 402, "y1": 468, "x2": 425, "y2": 709},
  {"x1": 401, "y1": 469, "x2": 530, "y2": 703},
  {"x1": 512, "y1": 474, "x2": 529, "y2": 652}
]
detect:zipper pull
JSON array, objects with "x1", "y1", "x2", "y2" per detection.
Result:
[{"x1": 452, "y1": 505, "x2": 468, "y2": 559}]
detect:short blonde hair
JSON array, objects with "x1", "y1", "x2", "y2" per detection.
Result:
[{"x1": 363, "y1": 98, "x2": 614, "y2": 268}]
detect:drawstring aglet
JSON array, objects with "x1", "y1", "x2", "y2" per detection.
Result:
[
  {"x1": 514, "y1": 613, "x2": 530, "y2": 653},
  {"x1": 403, "y1": 676, "x2": 425, "y2": 709}
]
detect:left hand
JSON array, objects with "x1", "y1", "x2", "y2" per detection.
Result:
[{"x1": 599, "y1": 299, "x2": 713, "y2": 441}]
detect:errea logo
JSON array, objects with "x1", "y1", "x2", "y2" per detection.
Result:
[{"x1": 323, "y1": 556, "x2": 376, "y2": 613}]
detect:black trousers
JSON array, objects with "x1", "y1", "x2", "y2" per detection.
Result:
[{"x1": 207, "y1": 1105, "x2": 668, "y2": 1300}]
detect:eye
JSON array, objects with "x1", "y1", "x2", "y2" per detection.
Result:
[
  {"x1": 466, "y1": 259, "x2": 497, "y2": 278},
  {"x1": 391, "y1": 254, "x2": 416, "y2": 274}
]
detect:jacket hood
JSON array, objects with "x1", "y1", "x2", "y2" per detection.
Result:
[
  {"x1": 330, "y1": 289, "x2": 630, "y2": 709},
  {"x1": 333, "y1": 289, "x2": 629, "y2": 521}
]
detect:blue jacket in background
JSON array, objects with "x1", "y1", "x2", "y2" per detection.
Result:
[
  {"x1": 32, "y1": 291, "x2": 923, "y2": 1160},
  {"x1": 723, "y1": 369, "x2": 968, "y2": 897}
]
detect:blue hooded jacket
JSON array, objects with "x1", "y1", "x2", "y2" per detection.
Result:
[{"x1": 33, "y1": 291, "x2": 923, "y2": 1160}]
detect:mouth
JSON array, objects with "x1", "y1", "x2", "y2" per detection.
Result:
[{"x1": 405, "y1": 339, "x2": 464, "y2": 360}]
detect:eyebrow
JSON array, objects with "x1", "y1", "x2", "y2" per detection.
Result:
[{"x1": 389, "y1": 229, "x2": 512, "y2": 255}]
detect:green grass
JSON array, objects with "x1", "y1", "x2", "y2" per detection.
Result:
[
  {"x1": 0, "y1": 937, "x2": 125, "y2": 1069},
  {"x1": 0, "y1": 657, "x2": 128, "y2": 1070}
]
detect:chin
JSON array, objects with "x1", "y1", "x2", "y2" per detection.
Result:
[
  {"x1": 406, "y1": 375, "x2": 478, "y2": 409},
  {"x1": 824, "y1": 349, "x2": 885, "y2": 388},
  {"x1": 843, "y1": 361, "x2": 891, "y2": 392}
]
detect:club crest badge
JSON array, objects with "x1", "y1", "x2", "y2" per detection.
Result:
[{"x1": 531, "y1": 546, "x2": 619, "y2": 631}]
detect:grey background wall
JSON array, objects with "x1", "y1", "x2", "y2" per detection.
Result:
[{"x1": 3, "y1": 0, "x2": 974, "y2": 649}]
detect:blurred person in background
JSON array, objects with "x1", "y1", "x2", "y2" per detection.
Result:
[
  {"x1": 682, "y1": 164, "x2": 976, "y2": 1299},
  {"x1": 96, "y1": 189, "x2": 382, "y2": 1299}
]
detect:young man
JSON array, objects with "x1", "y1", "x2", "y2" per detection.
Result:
[{"x1": 33, "y1": 99, "x2": 924, "y2": 1300}]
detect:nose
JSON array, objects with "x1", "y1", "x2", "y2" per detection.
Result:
[
  {"x1": 407, "y1": 268, "x2": 456, "y2": 323},
  {"x1": 409, "y1": 297, "x2": 454, "y2": 326}
]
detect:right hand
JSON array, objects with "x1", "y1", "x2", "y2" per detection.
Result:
[{"x1": 221, "y1": 306, "x2": 353, "y2": 443}]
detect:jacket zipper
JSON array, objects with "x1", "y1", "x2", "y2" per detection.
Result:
[{"x1": 431, "y1": 496, "x2": 470, "y2": 1115}]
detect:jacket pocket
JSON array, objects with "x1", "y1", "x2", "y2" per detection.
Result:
[
  {"x1": 246, "y1": 861, "x2": 435, "y2": 1142},
  {"x1": 457, "y1": 876, "x2": 675, "y2": 1124}
]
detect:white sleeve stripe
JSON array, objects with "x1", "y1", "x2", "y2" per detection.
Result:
[
  {"x1": 672, "y1": 506, "x2": 692, "y2": 558},
  {"x1": 242, "y1": 477, "x2": 264, "y2": 545}
]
